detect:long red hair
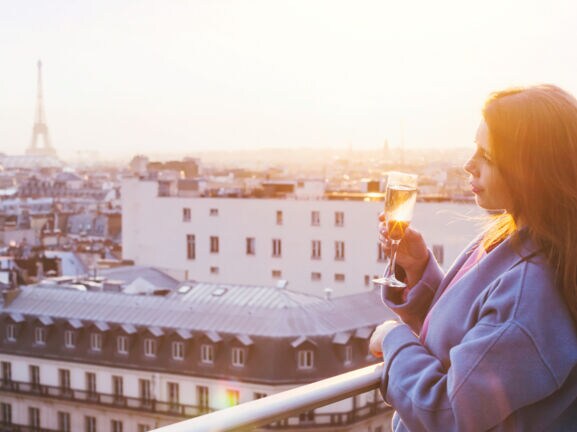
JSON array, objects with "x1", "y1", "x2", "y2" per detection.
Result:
[{"x1": 482, "y1": 84, "x2": 577, "y2": 323}]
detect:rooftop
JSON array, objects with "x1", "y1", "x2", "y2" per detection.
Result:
[{"x1": 1, "y1": 283, "x2": 394, "y2": 338}]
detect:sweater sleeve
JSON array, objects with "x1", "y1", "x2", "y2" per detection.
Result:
[
  {"x1": 381, "y1": 250, "x2": 444, "y2": 334},
  {"x1": 380, "y1": 321, "x2": 560, "y2": 432}
]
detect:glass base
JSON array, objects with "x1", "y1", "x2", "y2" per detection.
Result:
[{"x1": 372, "y1": 276, "x2": 406, "y2": 289}]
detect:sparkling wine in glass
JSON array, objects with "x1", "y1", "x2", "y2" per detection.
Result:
[{"x1": 373, "y1": 172, "x2": 418, "y2": 288}]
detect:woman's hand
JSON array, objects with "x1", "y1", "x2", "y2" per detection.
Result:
[
  {"x1": 379, "y1": 212, "x2": 429, "y2": 287},
  {"x1": 369, "y1": 320, "x2": 400, "y2": 358}
]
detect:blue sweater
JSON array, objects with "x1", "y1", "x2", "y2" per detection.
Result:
[{"x1": 380, "y1": 233, "x2": 577, "y2": 431}]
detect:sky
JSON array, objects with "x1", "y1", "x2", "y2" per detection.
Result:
[{"x1": 1, "y1": 0, "x2": 577, "y2": 162}]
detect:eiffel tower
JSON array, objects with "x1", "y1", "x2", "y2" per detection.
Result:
[{"x1": 26, "y1": 60, "x2": 58, "y2": 158}]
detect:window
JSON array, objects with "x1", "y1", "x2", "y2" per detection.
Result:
[
  {"x1": 86, "y1": 372, "x2": 97, "y2": 395},
  {"x1": 112, "y1": 376, "x2": 124, "y2": 400},
  {"x1": 90, "y1": 333, "x2": 102, "y2": 351},
  {"x1": 254, "y1": 392, "x2": 267, "y2": 400},
  {"x1": 311, "y1": 272, "x2": 321, "y2": 281},
  {"x1": 335, "y1": 241, "x2": 345, "y2": 260},
  {"x1": 210, "y1": 236, "x2": 219, "y2": 253},
  {"x1": 28, "y1": 407, "x2": 40, "y2": 429},
  {"x1": 210, "y1": 266, "x2": 219, "y2": 274},
  {"x1": 433, "y1": 244, "x2": 445, "y2": 265},
  {"x1": 197, "y1": 385, "x2": 209, "y2": 412},
  {"x1": 201, "y1": 344, "x2": 214, "y2": 364},
  {"x1": 168, "y1": 382, "x2": 180, "y2": 409},
  {"x1": 172, "y1": 341, "x2": 184, "y2": 360},
  {"x1": 298, "y1": 350, "x2": 314, "y2": 369},
  {"x1": 58, "y1": 411, "x2": 71, "y2": 432},
  {"x1": 209, "y1": 208, "x2": 219, "y2": 216},
  {"x1": 232, "y1": 347, "x2": 246, "y2": 367},
  {"x1": 117, "y1": 335, "x2": 128, "y2": 355},
  {"x1": 335, "y1": 273, "x2": 345, "y2": 282},
  {"x1": 271, "y1": 270, "x2": 282, "y2": 279},
  {"x1": 311, "y1": 211, "x2": 320, "y2": 226},
  {"x1": 272, "y1": 239, "x2": 282, "y2": 257},
  {"x1": 30, "y1": 365, "x2": 40, "y2": 388},
  {"x1": 246, "y1": 237, "x2": 255, "y2": 255},
  {"x1": 64, "y1": 330, "x2": 76, "y2": 348},
  {"x1": 377, "y1": 242, "x2": 386, "y2": 262},
  {"x1": 59, "y1": 369, "x2": 71, "y2": 394},
  {"x1": 364, "y1": 274, "x2": 371, "y2": 287},
  {"x1": 311, "y1": 240, "x2": 321, "y2": 259},
  {"x1": 345, "y1": 345, "x2": 353, "y2": 365},
  {"x1": 276, "y1": 210, "x2": 283, "y2": 225},
  {"x1": 35, "y1": 327, "x2": 47, "y2": 345},
  {"x1": 226, "y1": 389, "x2": 240, "y2": 407},
  {"x1": 182, "y1": 207, "x2": 191, "y2": 222},
  {"x1": 139, "y1": 379, "x2": 152, "y2": 403},
  {"x1": 111, "y1": 420, "x2": 123, "y2": 432},
  {"x1": 335, "y1": 211, "x2": 344, "y2": 227},
  {"x1": 84, "y1": 416, "x2": 96, "y2": 432},
  {"x1": 144, "y1": 338, "x2": 157, "y2": 357},
  {"x1": 299, "y1": 410, "x2": 315, "y2": 424},
  {"x1": 138, "y1": 425, "x2": 152, "y2": 432},
  {"x1": 1, "y1": 361, "x2": 11, "y2": 384},
  {"x1": 186, "y1": 234, "x2": 196, "y2": 260},
  {"x1": 0, "y1": 402, "x2": 11, "y2": 425},
  {"x1": 5, "y1": 324, "x2": 16, "y2": 342}
]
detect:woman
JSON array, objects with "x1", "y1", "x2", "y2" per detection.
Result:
[{"x1": 369, "y1": 84, "x2": 577, "y2": 431}]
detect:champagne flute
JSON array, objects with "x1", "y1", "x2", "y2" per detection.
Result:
[{"x1": 373, "y1": 171, "x2": 418, "y2": 288}]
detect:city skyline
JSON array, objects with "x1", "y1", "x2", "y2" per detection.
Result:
[{"x1": 1, "y1": 0, "x2": 577, "y2": 162}]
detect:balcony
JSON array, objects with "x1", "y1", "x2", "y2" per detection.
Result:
[
  {"x1": 150, "y1": 363, "x2": 388, "y2": 431},
  {"x1": 0, "y1": 379, "x2": 212, "y2": 419},
  {"x1": 0, "y1": 363, "x2": 390, "y2": 430}
]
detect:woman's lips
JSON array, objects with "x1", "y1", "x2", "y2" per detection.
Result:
[{"x1": 471, "y1": 184, "x2": 483, "y2": 194}]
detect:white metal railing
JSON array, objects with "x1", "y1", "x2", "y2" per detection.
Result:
[{"x1": 151, "y1": 362, "x2": 385, "y2": 432}]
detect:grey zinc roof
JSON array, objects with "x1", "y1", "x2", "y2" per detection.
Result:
[
  {"x1": 99, "y1": 266, "x2": 179, "y2": 290},
  {"x1": 1, "y1": 283, "x2": 396, "y2": 337}
]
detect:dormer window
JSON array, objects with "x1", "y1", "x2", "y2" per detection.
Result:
[
  {"x1": 34, "y1": 316, "x2": 53, "y2": 346},
  {"x1": 344, "y1": 345, "x2": 353, "y2": 365},
  {"x1": 172, "y1": 341, "x2": 184, "y2": 361},
  {"x1": 232, "y1": 347, "x2": 246, "y2": 367},
  {"x1": 35, "y1": 327, "x2": 47, "y2": 345},
  {"x1": 201, "y1": 344, "x2": 214, "y2": 364},
  {"x1": 144, "y1": 338, "x2": 157, "y2": 358},
  {"x1": 64, "y1": 330, "x2": 76, "y2": 349},
  {"x1": 5, "y1": 324, "x2": 16, "y2": 342},
  {"x1": 90, "y1": 333, "x2": 102, "y2": 352},
  {"x1": 291, "y1": 336, "x2": 317, "y2": 370},
  {"x1": 297, "y1": 350, "x2": 314, "y2": 369},
  {"x1": 117, "y1": 336, "x2": 129, "y2": 355}
]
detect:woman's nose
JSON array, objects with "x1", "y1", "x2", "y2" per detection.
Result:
[{"x1": 463, "y1": 157, "x2": 477, "y2": 176}]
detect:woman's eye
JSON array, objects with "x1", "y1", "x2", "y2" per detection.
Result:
[{"x1": 476, "y1": 148, "x2": 492, "y2": 163}]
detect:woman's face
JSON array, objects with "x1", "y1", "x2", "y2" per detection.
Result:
[{"x1": 464, "y1": 120, "x2": 514, "y2": 212}]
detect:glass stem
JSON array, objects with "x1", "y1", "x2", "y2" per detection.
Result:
[{"x1": 386, "y1": 239, "x2": 401, "y2": 280}]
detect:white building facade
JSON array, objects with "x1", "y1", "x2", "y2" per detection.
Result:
[{"x1": 122, "y1": 178, "x2": 484, "y2": 297}]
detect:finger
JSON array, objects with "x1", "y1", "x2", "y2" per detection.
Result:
[{"x1": 369, "y1": 339, "x2": 383, "y2": 358}]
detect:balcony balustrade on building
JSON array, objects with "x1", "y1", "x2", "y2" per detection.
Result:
[
  {"x1": 0, "y1": 363, "x2": 390, "y2": 430},
  {"x1": 0, "y1": 425, "x2": 60, "y2": 432},
  {"x1": 0, "y1": 379, "x2": 212, "y2": 418},
  {"x1": 151, "y1": 363, "x2": 387, "y2": 431}
]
